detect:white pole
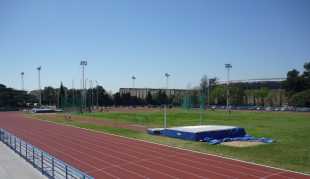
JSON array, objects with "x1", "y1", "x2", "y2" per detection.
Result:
[
  {"x1": 200, "y1": 105, "x2": 202, "y2": 125},
  {"x1": 164, "y1": 104, "x2": 166, "y2": 135}
]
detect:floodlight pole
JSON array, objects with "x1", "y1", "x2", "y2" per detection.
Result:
[
  {"x1": 72, "y1": 79, "x2": 74, "y2": 107},
  {"x1": 225, "y1": 63, "x2": 232, "y2": 106},
  {"x1": 132, "y1": 76, "x2": 136, "y2": 96},
  {"x1": 37, "y1": 66, "x2": 41, "y2": 106},
  {"x1": 165, "y1": 73, "x2": 170, "y2": 96},
  {"x1": 95, "y1": 80, "x2": 98, "y2": 108},
  {"x1": 80, "y1": 61, "x2": 87, "y2": 107},
  {"x1": 21, "y1": 72, "x2": 24, "y2": 91}
]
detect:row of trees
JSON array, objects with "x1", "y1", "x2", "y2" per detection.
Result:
[
  {"x1": 1, "y1": 62, "x2": 309, "y2": 108},
  {"x1": 207, "y1": 62, "x2": 310, "y2": 107},
  {"x1": 281, "y1": 62, "x2": 310, "y2": 107}
]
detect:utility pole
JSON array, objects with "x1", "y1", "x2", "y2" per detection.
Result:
[
  {"x1": 21, "y1": 72, "x2": 24, "y2": 91},
  {"x1": 225, "y1": 63, "x2": 232, "y2": 106},
  {"x1": 37, "y1": 66, "x2": 41, "y2": 106},
  {"x1": 132, "y1": 76, "x2": 136, "y2": 96},
  {"x1": 80, "y1": 61, "x2": 87, "y2": 107}
]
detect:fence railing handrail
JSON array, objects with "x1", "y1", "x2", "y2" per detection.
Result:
[{"x1": 0, "y1": 128, "x2": 93, "y2": 179}]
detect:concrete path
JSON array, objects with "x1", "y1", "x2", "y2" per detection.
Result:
[{"x1": 0, "y1": 142, "x2": 47, "y2": 179}]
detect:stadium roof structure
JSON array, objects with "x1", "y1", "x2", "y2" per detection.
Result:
[{"x1": 216, "y1": 78, "x2": 286, "y2": 85}]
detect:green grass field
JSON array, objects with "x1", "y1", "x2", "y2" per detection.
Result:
[{"x1": 25, "y1": 109, "x2": 310, "y2": 174}]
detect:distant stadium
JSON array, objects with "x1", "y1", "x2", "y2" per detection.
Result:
[
  {"x1": 216, "y1": 77, "x2": 285, "y2": 91},
  {"x1": 120, "y1": 78, "x2": 286, "y2": 98}
]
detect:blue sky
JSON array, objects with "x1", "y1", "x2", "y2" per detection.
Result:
[{"x1": 1, "y1": 0, "x2": 309, "y2": 94}]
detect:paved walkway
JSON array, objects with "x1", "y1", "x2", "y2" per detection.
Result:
[{"x1": 0, "y1": 142, "x2": 47, "y2": 179}]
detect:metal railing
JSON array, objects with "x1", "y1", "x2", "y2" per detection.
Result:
[{"x1": 0, "y1": 128, "x2": 93, "y2": 179}]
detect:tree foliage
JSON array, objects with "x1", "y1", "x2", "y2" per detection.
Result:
[
  {"x1": 199, "y1": 75, "x2": 208, "y2": 95},
  {"x1": 255, "y1": 87, "x2": 269, "y2": 106},
  {"x1": 228, "y1": 83, "x2": 245, "y2": 106},
  {"x1": 210, "y1": 85, "x2": 226, "y2": 105}
]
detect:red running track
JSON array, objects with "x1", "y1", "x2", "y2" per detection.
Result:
[
  {"x1": 0, "y1": 112, "x2": 309, "y2": 179},
  {"x1": 44, "y1": 113, "x2": 151, "y2": 132}
]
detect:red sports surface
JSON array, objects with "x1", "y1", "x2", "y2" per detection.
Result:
[{"x1": 0, "y1": 112, "x2": 309, "y2": 179}]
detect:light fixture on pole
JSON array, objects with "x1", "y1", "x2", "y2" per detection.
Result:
[
  {"x1": 225, "y1": 63, "x2": 232, "y2": 106},
  {"x1": 80, "y1": 61, "x2": 87, "y2": 107},
  {"x1": 37, "y1": 66, "x2": 41, "y2": 106},
  {"x1": 165, "y1": 73, "x2": 170, "y2": 95},
  {"x1": 132, "y1": 76, "x2": 136, "y2": 96},
  {"x1": 21, "y1": 72, "x2": 24, "y2": 91}
]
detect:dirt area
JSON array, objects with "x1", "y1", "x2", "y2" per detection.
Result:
[{"x1": 220, "y1": 141, "x2": 266, "y2": 147}]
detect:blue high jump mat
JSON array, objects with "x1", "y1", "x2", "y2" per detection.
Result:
[{"x1": 146, "y1": 125, "x2": 275, "y2": 145}]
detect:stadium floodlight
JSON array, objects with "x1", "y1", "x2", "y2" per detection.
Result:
[
  {"x1": 165, "y1": 73, "x2": 170, "y2": 97},
  {"x1": 132, "y1": 76, "x2": 136, "y2": 96},
  {"x1": 21, "y1": 72, "x2": 24, "y2": 91},
  {"x1": 225, "y1": 63, "x2": 232, "y2": 106},
  {"x1": 37, "y1": 66, "x2": 41, "y2": 106},
  {"x1": 80, "y1": 61, "x2": 87, "y2": 107}
]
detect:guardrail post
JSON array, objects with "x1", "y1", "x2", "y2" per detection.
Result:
[
  {"x1": 33, "y1": 147, "x2": 35, "y2": 167},
  {"x1": 26, "y1": 143, "x2": 28, "y2": 161},
  {"x1": 66, "y1": 165, "x2": 68, "y2": 179},
  {"x1": 41, "y1": 151, "x2": 43, "y2": 175},
  {"x1": 14, "y1": 137, "x2": 16, "y2": 153},
  {"x1": 52, "y1": 158, "x2": 54, "y2": 178},
  {"x1": 19, "y1": 140, "x2": 22, "y2": 157}
]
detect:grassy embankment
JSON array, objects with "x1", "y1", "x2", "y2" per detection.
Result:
[{"x1": 25, "y1": 109, "x2": 310, "y2": 174}]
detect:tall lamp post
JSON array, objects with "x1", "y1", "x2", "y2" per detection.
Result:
[
  {"x1": 225, "y1": 63, "x2": 232, "y2": 106},
  {"x1": 165, "y1": 73, "x2": 170, "y2": 95},
  {"x1": 80, "y1": 61, "x2": 87, "y2": 107},
  {"x1": 37, "y1": 66, "x2": 41, "y2": 106},
  {"x1": 132, "y1": 76, "x2": 136, "y2": 96},
  {"x1": 21, "y1": 72, "x2": 24, "y2": 91}
]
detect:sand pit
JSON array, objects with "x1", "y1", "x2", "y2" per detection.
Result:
[{"x1": 220, "y1": 141, "x2": 265, "y2": 147}]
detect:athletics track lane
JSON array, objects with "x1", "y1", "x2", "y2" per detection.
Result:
[
  {"x1": 44, "y1": 113, "x2": 150, "y2": 131},
  {"x1": 0, "y1": 112, "x2": 309, "y2": 179}
]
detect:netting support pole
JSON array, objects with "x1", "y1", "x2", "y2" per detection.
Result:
[
  {"x1": 200, "y1": 105, "x2": 202, "y2": 125},
  {"x1": 164, "y1": 105, "x2": 166, "y2": 135}
]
